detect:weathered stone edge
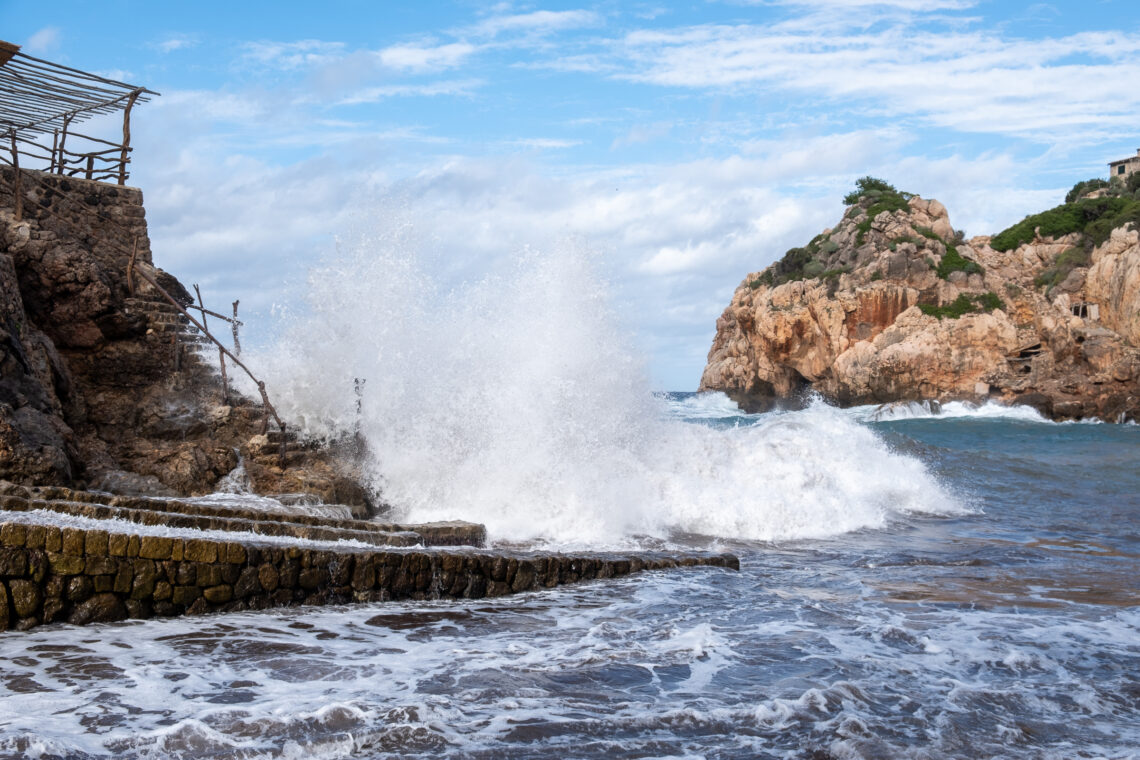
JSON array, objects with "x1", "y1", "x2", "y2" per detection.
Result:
[{"x1": 0, "y1": 520, "x2": 739, "y2": 632}]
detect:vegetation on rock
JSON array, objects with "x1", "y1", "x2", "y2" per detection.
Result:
[
  {"x1": 991, "y1": 194, "x2": 1140, "y2": 253},
  {"x1": 918, "y1": 292, "x2": 1003, "y2": 320},
  {"x1": 936, "y1": 245, "x2": 984, "y2": 279}
]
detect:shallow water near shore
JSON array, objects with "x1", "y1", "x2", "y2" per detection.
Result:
[{"x1": 2, "y1": 394, "x2": 1138, "y2": 759}]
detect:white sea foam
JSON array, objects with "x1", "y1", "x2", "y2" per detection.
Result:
[
  {"x1": 846, "y1": 399, "x2": 1052, "y2": 423},
  {"x1": 244, "y1": 231, "x2": 963, "y2": 547}
]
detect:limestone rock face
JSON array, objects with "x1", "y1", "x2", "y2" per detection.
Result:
[
  {"x1": 1, "y1": 170, "x2": 375, "y2": 509},
  {"x1": 700, "y1": 194, "x2": 1140, "y2": 421}
]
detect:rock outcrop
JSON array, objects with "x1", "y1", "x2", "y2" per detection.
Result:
[
  {"x1": 1, "y1": 168, "x2": 374, "y2": 504},
  {"x1": 700, "y1": 187, "x2": 1140, "y2": 421}
]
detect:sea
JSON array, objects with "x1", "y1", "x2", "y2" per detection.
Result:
[{"x1": 2, "y1": 244, "x2": 1138, "y2": 759}]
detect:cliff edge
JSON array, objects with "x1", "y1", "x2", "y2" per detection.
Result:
[
  {"x1": 1, "y1": 168, "x2": 372, "y2": 509},
  {"x1": 699, "y1": 177, "x2": 1140, "y2": 421}
]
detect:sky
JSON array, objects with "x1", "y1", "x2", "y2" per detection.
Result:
[{"x1": 3, "y1": 0, "x2": 1140, "y2": 388}]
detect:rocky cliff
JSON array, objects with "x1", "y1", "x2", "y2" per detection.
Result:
[
  {"x1": 1, "y1": 168, "x2": 372, "y2": 507},
  {"x1": 700, "y1": 179, "x2": 1140, "y2": 421}
]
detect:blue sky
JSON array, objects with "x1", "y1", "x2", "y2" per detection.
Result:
[{"x1": 4, "y1": 0, "x2": 1139, "y2": 388}]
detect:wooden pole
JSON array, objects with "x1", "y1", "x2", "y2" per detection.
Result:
[
  {"x1": 118, "y1": 89, "x2": 140, "y2": 186},
  {"x1": 195, "y1": 283, "x2": 229, "y2": 405},
  {"x1": 9, "y1": 131, "x2": 22, "y2": 221},
  {"x1": 231, "y1": 300, "x2": 241, "y2": 356},
  {"x1": 49, "y1": 129, "x2": 59, "y2": 173},
  {"x1": 85, "y1": 154, "x2": 94, "y2": 180},
  {"x1": 58, "y1": 115, "x2": 71, "y2": 175}
]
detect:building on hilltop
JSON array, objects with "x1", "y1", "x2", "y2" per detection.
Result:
[{"x1": 1109, "y1": 149, "x2": 1140, "y2": 181}]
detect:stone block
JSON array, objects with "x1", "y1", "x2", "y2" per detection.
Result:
[
  {"x1": 114, "y1": 564, "x2": 133, "y2": 595},
  {"x1": 170, "y1": 540, "x2": 184, "y2": 561},
  {"x1": 299, "y1": 567, "x2": 328, "y2": 590},
  {"x1": 184, "y1": 539, "x2": 217, "y2": 563},
  {"x1": 196, "y1": 563, "x2": 223, "y2": 587},
  {"x1": 224, "y1": 543, "x2": 245, "y2": 564},
  {"x1": 66, "y1": 575, "x2": 94, "y2": 602},
  {"x1": 234, "y1": 567, "x2": 260, "y2": 599},
  {"x1": 258, "y1": 563, "x2": 279, "y2": 592},
  {"x1": 138, "y1": 536, "x2": 172, "y2": 560},
  {"x1": 9, "y1": 579, "x2": 41, "y2": 618},
  {"x1": 44, "y1": 527, "x2": 61, "y2": 552},
  {"x1": 0, "y1": 547, "x2": 28, "y2": 576},
  {"x1": 127, "y1": 535, "x2": 141, "y2": 558},
  {"x1": 1, "y1": 523, "x2": 26, "y2": 547},
  {"x1": 153, "y1": 581, "x2": 172, "y2": 601},
  {"x1": 174, "y1": 562, "x2": 196, "y2": 586},
  {"x1": 85, "y1": 530, "x2": 109, "y2": 556},
  {"x1": 62, "y1": 528, "x2": 84, "y2": 556},
  {"x1": 351, "y1": 557, "x2": 375, "y2": 591},
  {"x1": 131, "y1": 560, "x2": 157, "y2": 600},
  {"x1": 108, "y1": 533, "x2": 128, "y2": 557},
  {"x1": 24, "y1": 525, "x2": 46, "y2": 550},
  {"x1": 171, "y1": 585, "x2": 201, "y2": 607},
  {"x1": 93, "y1": 575, "x2": 113, "y2": 593},
  {"x1": 85, "y1": 555, "x2": 116, "y2": 575},
  {"x1": 203, "y1": 584, "x2": 233, "y2": 604},
  {"x1": 69, "y1": 593, "x2": 126, "y2": 625},
  {"x1": 0, "y1": 583, "x2": 8, "y2": 630},
  {"x1": 47, "y1": 552, "x2": 84, "y2": 575}
]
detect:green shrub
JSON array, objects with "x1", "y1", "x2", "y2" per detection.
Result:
[
  {"x1": 1004, "y1": 282, "x2": 1022, "y2": 297},
  {"x1": 844, "y1": 177, "x2": 900, "y2": 205},
  {"x1": 1065, "y1": 178, "x2": 1110, "y2": 204},
  {"x1": 870, "y1": 270, "x2": 883, "y2": 281},
  {"x1": 749, "y1": 278, "x2": 763, "y2": 290},
  {"x1": 990, "y1": 197, "x2": 1140, "y2": 252},
  {"x1": 1033, "y1": 246, "x2": 1091, "y2": 291},
  {"x1": 936, "y1": 245, "x2": 984, "y2": 279},
  {"x1": 1128, "y1": 173, "x2": 1140, "y2": 194},
  {"x1": 915, "y1": 226, "x2": 941, "y2": 240},
  {"x1": 919, "y1": 292, "x2": 1004, "y2": 320}
]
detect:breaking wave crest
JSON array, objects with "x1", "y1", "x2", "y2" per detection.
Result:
[{"x1": 249, "y1": 231, "x2": 962, "y2": 547}]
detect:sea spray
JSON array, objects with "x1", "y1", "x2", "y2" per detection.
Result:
[{"x1": 248, "y1": 230, "x2": 961, "y2": 547}]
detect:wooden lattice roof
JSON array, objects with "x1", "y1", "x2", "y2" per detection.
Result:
[{"x1": 0, "y1": 40, "x2": 158, "y2": 136}]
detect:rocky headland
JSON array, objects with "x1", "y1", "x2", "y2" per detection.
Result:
[
  {"x1": 700, "y1": 177, "x2": 1140, "y2": 421},
  {"x1": 1, "y1": 167, "x2": 370, "y2": 505}
]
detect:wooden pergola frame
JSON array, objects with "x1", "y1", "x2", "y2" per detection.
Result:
[{"x1": 0, "y1": 39, "x2": 159, "y2": 203}]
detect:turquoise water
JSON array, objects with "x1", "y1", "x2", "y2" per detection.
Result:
[{"x1": 1, "y1": 395, "x2": 1138, "y2": 758}]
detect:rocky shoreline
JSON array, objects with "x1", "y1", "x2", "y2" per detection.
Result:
[{"x1": 700, "y1": 179, "x2": 1140, "y2": 422}]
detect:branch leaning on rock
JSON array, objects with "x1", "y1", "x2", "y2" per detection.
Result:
[
  {"x1": 125, "y1": 265, "x2": 289, "y2": 468},
  {"x1": 0, "y1": 165, "x2": 289, "y2": 469}
]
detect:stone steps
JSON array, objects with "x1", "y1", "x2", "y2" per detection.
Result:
[
  {"x1": 0, "y1": 495, "x2": 423, "y2": 549},
  {"x1": 1, "y1": 483, "x2": 486, "y2": 547}
]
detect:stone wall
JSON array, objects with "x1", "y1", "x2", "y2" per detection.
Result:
[{"x1": 0, "y1": 518, "x2": 738, "y2": 632}]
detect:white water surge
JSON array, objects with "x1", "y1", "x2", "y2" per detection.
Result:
[{"x1": 247, "y1": 232, "x2": 962, "y2": 547}]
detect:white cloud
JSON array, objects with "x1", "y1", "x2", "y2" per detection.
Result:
[
  {"x1": 470, "y1": 10, "x2": 601, "y2": 38},
  {"x1": 606, "y1": 22, "x2": 1140, "y2": 142},
  {"x1": 24, "y1": 26, "x2": 61, "y2": 54},
  {"x1": 511, "y1": 138, "x2": 584, "y2": 149},
  {"x1": 340, "y1": 79, "x2": 482, "y2": 104},
  {"x1": 153, "y1": 34, "x2": 198, "y2": 53},
  {"x1": 376, "y1": 41, "x2": 477, "y2": 72},
  {"x1": 242, "y1": 39, "x2": 347, "y2": 69}
]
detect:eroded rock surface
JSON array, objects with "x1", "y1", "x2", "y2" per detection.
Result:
[
  {"x1": 700, "y1": 193, "x2": 1140, "y2": 421},
  {"x1": 1, "y1": 169, "x2": 374, "y2": 505}
]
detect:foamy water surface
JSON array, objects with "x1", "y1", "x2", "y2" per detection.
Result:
[{"x1": 3, "y1": 236, "x2": 1138, "y2": 758}]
